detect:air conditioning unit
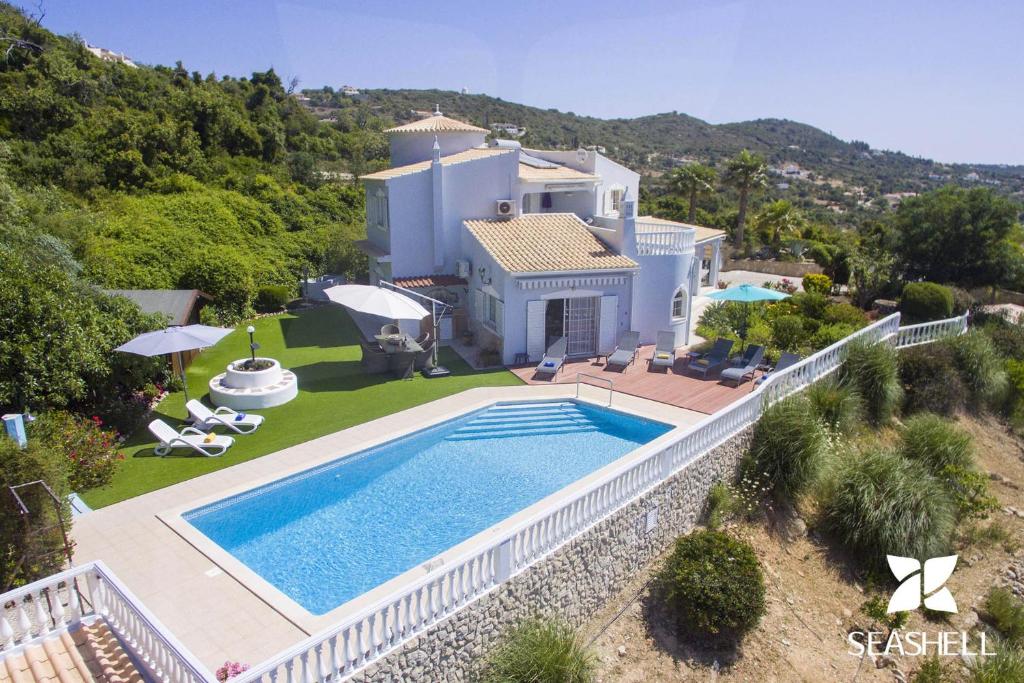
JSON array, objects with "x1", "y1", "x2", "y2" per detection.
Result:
[
  {"x1": 495, "y1": 199, "x2": 516, "y2": 216},
  {"x1": 455, "y1": 259, "x2": 471, "y2": 279}
]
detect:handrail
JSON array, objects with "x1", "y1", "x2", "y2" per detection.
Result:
[
  {"x1": 575, "y1": 373, "x2": 613, "y2": 405},
  {"x1": 0, "y1": 562, "x2": 213, "y2": 683},
  {"x1": 893, "y1": 312, "x2": 969, "y2": 348}
]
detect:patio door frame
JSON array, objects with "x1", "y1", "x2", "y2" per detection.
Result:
[{"x1": 563, "y1": 296, "x2": 599, "y2": 356}]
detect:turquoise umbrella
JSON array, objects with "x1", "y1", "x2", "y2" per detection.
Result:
[
  {"x1": 705, "y1": 284, "x2": 791, "y2": 349},
  {"x1": 706, "y1": 283, "x2": 790, "y2": 303}
]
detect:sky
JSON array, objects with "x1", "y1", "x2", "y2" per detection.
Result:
[{"x1": 38, "y1": 0, "x2": 1024, "y2": 165}]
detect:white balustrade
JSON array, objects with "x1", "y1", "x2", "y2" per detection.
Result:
[
  {"x1": 0, "y1": 562, "x2": 211, "y2": 683},
  {"x1": 634, "y1": 221, "x2": 695, "y2": 256},
  {"x1": 893, "y1": 312, "x2": 969, "y2": 348}
]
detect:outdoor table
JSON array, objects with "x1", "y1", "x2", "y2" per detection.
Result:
[{"x1": 372, "y1": 334, "x2": 423, "y2": 378}]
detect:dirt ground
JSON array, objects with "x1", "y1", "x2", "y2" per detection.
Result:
[{"x1": 582, "y1": 414, "x2": 1024, "y2": 682}]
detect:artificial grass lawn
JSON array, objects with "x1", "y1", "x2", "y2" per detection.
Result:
[{"x1": 82, "y1": 305, "x2": 522, "y2": 508}]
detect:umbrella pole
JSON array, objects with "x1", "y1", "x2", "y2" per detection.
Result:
[{"x1": 178, "y1": 350, "x2": 190, "y2": 407}]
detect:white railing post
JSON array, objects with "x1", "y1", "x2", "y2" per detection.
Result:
[{"x1": 495, "y1": 538, "x2": 513, "y2": 584}]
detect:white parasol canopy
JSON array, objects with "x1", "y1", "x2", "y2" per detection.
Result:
[
  {"x1": 323, "y1": 284, "x2": 430, "y2": 320},
  {"x1": 115, "y1": 324, "x2": 234, "y2": 404}
]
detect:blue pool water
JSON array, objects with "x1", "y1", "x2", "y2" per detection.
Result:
[{"x1": 184, "y1": 401, "x2": 671, "y2": 615}]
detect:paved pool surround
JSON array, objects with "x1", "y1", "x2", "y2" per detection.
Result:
[{"x1": 351, "y1": 425, "x2": 754, "y2": 682}]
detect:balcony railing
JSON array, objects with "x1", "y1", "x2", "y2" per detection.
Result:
[
  {"x1": 634, "y1": 220, "x2": 694, "y2": 256},
  {"x1": 0, "y1": 561, "x2": 212, "y2": 683}
]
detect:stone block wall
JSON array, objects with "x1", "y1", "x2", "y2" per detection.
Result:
[{"x1": 353, "y1": 426, "x2": 754, "y2": 682}]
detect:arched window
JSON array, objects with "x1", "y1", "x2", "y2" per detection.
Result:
[{"x1": 672, "y1": 286, "x2": 688, "y2": 320}]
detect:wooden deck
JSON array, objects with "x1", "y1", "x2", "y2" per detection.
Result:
[{"x1": 509, "y1": 345, "x2": 758, "y2": 415}]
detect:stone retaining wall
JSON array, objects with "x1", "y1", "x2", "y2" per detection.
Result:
[{"x1": 353, "y1": 426, "x2": 754, "y2": 682}]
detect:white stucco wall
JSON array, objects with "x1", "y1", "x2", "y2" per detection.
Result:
[
  {"x1": 631, "y1": 252, "x2": 694, "y2": 347},
  {"x1": 389, "y1": 131, "x2": 487, "y2": 167}
]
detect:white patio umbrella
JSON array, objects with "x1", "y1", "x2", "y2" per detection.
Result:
[
  {"x1": 323, "y1": 284, "x2": 430, "y2": 320},
  {"x1": 115, "y1": 324, "x2": 234, "y2": 404}
]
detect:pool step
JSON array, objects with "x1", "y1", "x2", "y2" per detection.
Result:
[{"x1": 445, "y1": 424, "x2": 601, "y2": 441}]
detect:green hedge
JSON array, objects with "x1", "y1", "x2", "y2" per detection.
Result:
[
  {"x1": 900, "y1": 282, "x2": 953, "y2": 323},
  {"x1": 256, "y1": 285, "x2": 293, "y2": 312}
]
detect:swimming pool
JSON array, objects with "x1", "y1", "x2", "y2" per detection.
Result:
[{"x1": 183, "y1": 400, "x2": 672, "y2": 615}]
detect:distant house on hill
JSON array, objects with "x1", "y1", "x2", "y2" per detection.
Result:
[
  {"x1": 341, "y1": 85, "x2": 360, "y2": 96},
  {"x1": 84, "y1": 43, "x2": 137, "y2": 67}
]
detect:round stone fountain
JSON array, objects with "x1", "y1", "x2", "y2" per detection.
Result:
[{"x1": 209, "y1": 357, "x2": 298, "y2": 410}]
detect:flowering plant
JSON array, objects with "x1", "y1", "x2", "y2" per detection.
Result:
[
  {"x1": 216, "y1": 662, "x2": 250, "y2": 682},
  {"x1": 31, "y1": 412, "x2": 123, "y2": 490}
]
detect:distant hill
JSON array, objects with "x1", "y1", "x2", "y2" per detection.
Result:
[{"x1": 304, "y1": 87, "x2": 1024, "y2": 200}]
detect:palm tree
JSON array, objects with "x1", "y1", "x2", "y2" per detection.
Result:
[
  {"x1": 723, "y1": 150, "x2": 768, "y2": 248},
  {"x1": 669, "y1": 163, "x2": 717, "y2": 222},
  {"x1": 754, "y1": 199, "x2": 804, "y2": 246}
]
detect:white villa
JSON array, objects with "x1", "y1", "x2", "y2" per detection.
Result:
[{"x1": 358, "y1": 108, "x2": 726, "y2": 365}]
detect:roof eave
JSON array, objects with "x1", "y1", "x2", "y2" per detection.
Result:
[{"x1": 509, "y1": 266, "x2": 640, "y2": 278}]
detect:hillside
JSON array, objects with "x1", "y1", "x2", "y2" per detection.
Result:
[{"x1": 304, "y1": 87, "x2": 1024, "y2": 200}]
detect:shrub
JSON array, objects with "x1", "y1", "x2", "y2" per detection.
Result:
[
  {"x1": 483, "y1": 619, "x2": 595, "y2": 683},
  {"x1": 705, "y1": 481, "x2": 732, "y2": 531},
  {"x1": 947, "y1": 331, "x2": 1009, "y2": 406},
  {"x1": 969, "y1": 643, "x2": 1024, "y2": 683},
  {"x1": 823, "y1": 302, "x2": 868, "y2": 327},
  {"x1": 985, "y1": 587, "x2": 1024, "y2": 645},
  {"x1": 899, "y1": 345, "x2": 966, "y2": 416},
  {"x1": 940, "y1": 464, "x2": 999, "y2": 521},
  {"x1": 948, "y1": 286, "x2": 974, "y2": 315},
  {"x1": 913, "y1": 655, "x2": 955, "y2": 683},
  {"x1": 30, "y1": 412, "x2": 123, "y2": 491},
  {"x1": 839, "y1": 340, "x2": 903, "y2": 424},
  {"x1": 747, "y1": 396, "x2": 828, "y2": 500},
  {"x1": 791, "y1": 291, "x2": 829, "y2": 320},
  {"x1": 806, "y1": 378, "x2": 863, "y2": 434},
  {"x1": 900, "y1": 282, "x2": 954, "y2": 323},
  {"x1": 255, "y1": 284, "x2": 292, "y2": 312},
  {"x1": 811, "y1": 322, "x2": 859, "y2": 349},
  {"x1": 1, "y1": 433, "x2": 72, "y2": 587},
  {"x1": 771, "y1": 314, "x2": 806, "y2": 351},
  {"x1": 802, "y1": 273, "x2": 833, "y2": 296},
  {"x1": 899, "y1": 414, "x2": 974, "y2": 473},
  {"x1": 658, "y1": 530, "x2": 766, "y2": 644},
  {"x1": 980, "y1": 315, "x2": 1024, "y2": 360},
  {"x1": 823, "y1": 448, "x2": 956, "y2": 570}
]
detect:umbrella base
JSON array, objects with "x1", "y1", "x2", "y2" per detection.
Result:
[{"x1": 421, "y1": 366, "x2": 451, "y2": 378}]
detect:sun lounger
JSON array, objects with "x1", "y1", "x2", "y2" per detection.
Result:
[
  {"x1": 720, "y1": 345, "x2": 765, "y2": 386},
  {"x1": 149, "y1": 419, "x2": 234, "y2": 457},
  {"x1": 606, "y1": 331, "x2": 640, "y2": 369},
  {"x1": 186, "y1": 399, "x2": 264, "y2": 434},
  {"x1": 687, "y1": 338, "x2": 734, "y2": 378},
  {"x1": 755, "y1": 352, "x2": 802, "y2": 385},
  {"x1": 649, "y1": 330, "x2": 677, "y2": 369},
  {"x1": 730, "y1": 344, "x2": 765, "y2": 368},
  {"x1": 535, "y1": 337, "x2": 568, "y2": 376}
]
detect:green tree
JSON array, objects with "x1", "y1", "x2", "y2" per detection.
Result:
[
  {"x1": 754, "y1": 199, "x2": 805, "y2": 247},
  {"x1": 723, "y1": 150, "x2": 768, "y2": 248},
  {"x1": 669, "y1": 163, "x2": 717, "y2": 223},
  {"x1": 890, "y1": 186, "x2": 1023, "y2": 289}
]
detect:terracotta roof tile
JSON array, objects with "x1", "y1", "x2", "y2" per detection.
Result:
[
  {"x1": 384, "y1": 114, "x2": 488, "y2": 134},
  {"x1": 392, "y1": 275, "x2": 468, "y2": 288},
  {"x1": 362, "y1": 148, "x2": 512, "y2": 181},
  {"x1": 517, "y1": 163, "x2": 598, "y2": 183},
  {"x1": 464, "y1": 213, "x2": 638, "y2": 274}
]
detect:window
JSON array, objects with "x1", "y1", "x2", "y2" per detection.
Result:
[
  {"x1": 369, "y1": 187, "x2": 388, "y2": 231},
  {"x1": 604, "y1": 185, "x2": 625, "y2": 217},
  {"x1": 485, "y1": 293, "x2": 498, "y2": 326},
  {"x1": 672, "y1": 287, "x2": 687, "y2": 320},
  {"x1": 476, "y1": 288, "x2": 504, "y2": 335}
]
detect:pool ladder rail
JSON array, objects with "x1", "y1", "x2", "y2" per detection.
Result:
[{"x1": 575, "y1": 373, "x2": 613, "y2": 406}]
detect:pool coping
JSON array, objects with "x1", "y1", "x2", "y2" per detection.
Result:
[{"x1": 157, "y1": 387, "x2": 695, "y2": 634}]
